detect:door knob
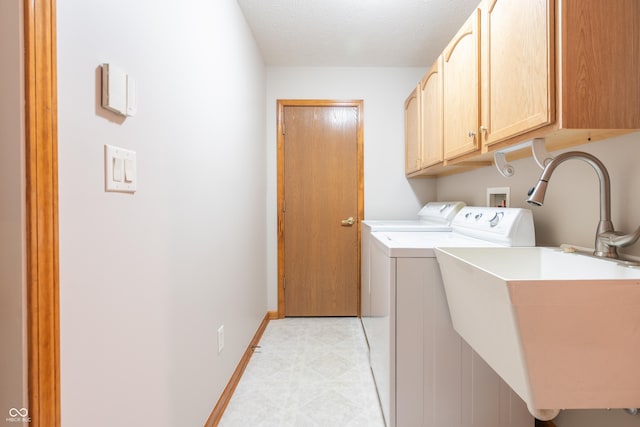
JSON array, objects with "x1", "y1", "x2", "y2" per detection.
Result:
[{"x1": 341, "y1": 216, "x2": 355, "y2": 226}]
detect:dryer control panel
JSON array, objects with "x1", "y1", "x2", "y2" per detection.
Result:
[{"x1": 451, "y1": 207, "x2": 535, "y2": 247}]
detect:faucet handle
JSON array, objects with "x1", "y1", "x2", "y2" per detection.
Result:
[{"x1": 598, "y1": 226, "x2": 640, "y2": 248}]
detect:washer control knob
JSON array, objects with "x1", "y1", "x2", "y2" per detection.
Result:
[
  {"x1": 474, "y1": 213, "x2": 483, "y2": 221},
  {"x1": 489, "y1": 212, "x2": 504, "y2": 227}
]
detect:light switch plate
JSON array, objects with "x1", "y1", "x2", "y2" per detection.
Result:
[{"x1": 105, "y1": 144, "x2": 136, "y2": 193}]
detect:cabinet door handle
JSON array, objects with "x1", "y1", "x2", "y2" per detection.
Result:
[
  {"x1": 468, "y1": 130, "x2": 477, "y2": 138},
  {"x1": 341, "y1": 217, "x2": 355, "y2": 226}
]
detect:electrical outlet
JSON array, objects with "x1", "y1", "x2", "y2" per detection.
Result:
[{"x1": 217, "y1": 325, "x2": 224, "y2": 354}]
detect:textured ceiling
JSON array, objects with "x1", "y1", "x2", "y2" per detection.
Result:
[{"x1": 236, "y1": 0, "x2": 480, "y2": 67}]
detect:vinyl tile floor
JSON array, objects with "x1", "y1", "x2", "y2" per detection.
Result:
[{"x1": 218, "y1": 317, "x2": 386, "y2": 427}]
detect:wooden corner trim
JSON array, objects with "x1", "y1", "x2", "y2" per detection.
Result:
[
  {"x1": 25, "y1": 0, "x2": 61, "y2": 426},
  {"x1": 204, "y1": 312, "x2": 272, "y2": 426}
]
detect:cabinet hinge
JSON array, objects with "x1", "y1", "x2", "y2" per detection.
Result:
[
  {"x1": 282, "y1": 122, "x2": 285, "y2": 135},
  {"x1": 283, "y1": 277, "x2": 286, "y2": 290},
  {"x1": 283, "y1": 200, "x2": 286, "y2": 213}
]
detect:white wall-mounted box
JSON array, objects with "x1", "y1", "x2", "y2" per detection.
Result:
[
  {"x1": 101, "y1": 63, "x2": 127, "y2": 115},
  {"x1": 101, "y1": 63, "x2": 137, "y2": 117}
]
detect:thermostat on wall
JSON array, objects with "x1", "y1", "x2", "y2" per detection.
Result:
[{"x1": 101, "y1": 63, "x2": 137, "y2": 117}]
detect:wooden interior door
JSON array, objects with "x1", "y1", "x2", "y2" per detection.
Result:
[{"x1": 278, "y1": 101, "x2": 363, "y2": 317}]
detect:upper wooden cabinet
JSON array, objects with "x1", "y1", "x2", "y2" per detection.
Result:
[
  {"x1": 483, "y1": 0, "x2": 640, "y2": 154},
  {"x1": 406, "y1": 0, "x2": 640, "y2": 177},
  {"x1": 443, "y1": 9, "x2": 481, "y2": 161},
  {"x1": 419, "y1": 56, "x2": 444, "y2": 169},
  {"x1": 558, "y1": 0, "x2": 640, "y2": 131},
  {"x1": 404, "y1": 85, "x2": 421, "y2": 174},
  {"x1": 481, "y1": 0, "x2": 553, "y2": 147}
]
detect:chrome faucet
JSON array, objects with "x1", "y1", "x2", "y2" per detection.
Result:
[{"x1": 527, "y1": 151, "x2": 640, "y2": 259}]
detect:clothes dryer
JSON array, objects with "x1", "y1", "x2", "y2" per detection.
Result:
[{"x1": 361, "y1": 201, "x2": 465, "y2": 343}]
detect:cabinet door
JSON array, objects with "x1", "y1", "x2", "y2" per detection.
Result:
[
  {"x1": 404, "y1": 85, "x2": 421, "y2": 174},
  {"x1": 482, "y1": 0, "x2": 553, "y2": 147},
  {"x1": 443, "y1": 9, "x2": 481, "y2": 161},
  {"x1": 419, "y1": 56, "x2": 444, "y2": 169},
  {"x1": 561, "y1": 0, "x2": 640, "y2": 130}
]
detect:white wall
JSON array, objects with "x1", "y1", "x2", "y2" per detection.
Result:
[
  {"x1": 0, "y1": 0, "x2": 27, "y2": 424},
  {"x1": 437, "y1": 132, "x2": 640, "y2": 258},
  {"x1": 265, "y1": 67, "x2": 437, "y2": 309},
  {"x1": 56, "y1": 1, "x2": 267, "y2": 426},
  {"x1": 436, "y1": 131, "x2": 640, "y2": 426}
]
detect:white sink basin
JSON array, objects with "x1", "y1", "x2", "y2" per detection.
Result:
[{"x1": 435, "y1": 246, "x2": 640, "y2": 419}]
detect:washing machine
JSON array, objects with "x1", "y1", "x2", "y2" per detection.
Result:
[{"x1": 368, "y1": 206, "x2": 535, "y2": 427}]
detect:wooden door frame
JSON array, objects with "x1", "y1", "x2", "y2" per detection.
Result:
[
  {"x1": 276, "y1": 99, "x2": 364, "y2": 319},
  {"x1": 24, "y1": 0, "x2": 61, "y2": 426}
]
